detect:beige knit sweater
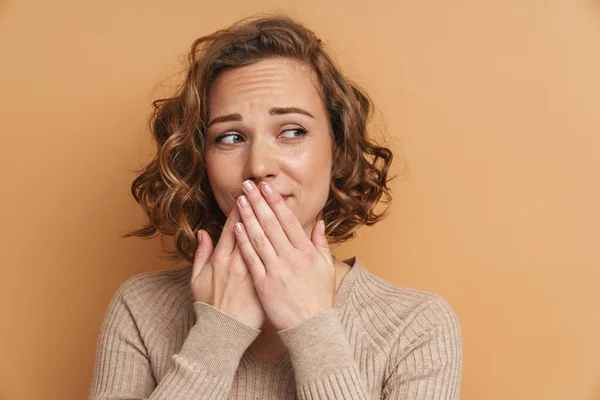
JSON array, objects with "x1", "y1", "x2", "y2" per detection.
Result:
[{"x1": 89, "y1": 257, "x2": 462, "y2": 399}]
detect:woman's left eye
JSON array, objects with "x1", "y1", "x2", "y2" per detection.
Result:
[{"x1": 280, "y1": 128, "x2": 307, "y2": 139}]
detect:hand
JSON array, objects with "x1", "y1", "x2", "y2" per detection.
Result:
[
  {"x1": 190, "y1": 204, "x2": 266, "y2": 330},
  {"x1": 233, "y1": 180, "x2": 336, "y2": 331}
]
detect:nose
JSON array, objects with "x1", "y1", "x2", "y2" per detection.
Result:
[{"x1": 243, "y1": 138, "x2": 279, "y2": 183}]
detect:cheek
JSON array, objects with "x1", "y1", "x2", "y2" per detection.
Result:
[
  {"x1": 292, "y1": 145, "x2": 332, "y2": 197},
  {"x1": 313, "y1": 140, "x2": 333, "y2": 180},
  {"x1": 206, "y1": 154, "x2": 239, "y2": 212}
]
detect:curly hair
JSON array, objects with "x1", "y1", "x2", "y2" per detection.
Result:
[{"x1": 123, "y1": 13, "x2": 395, "y2": 264}]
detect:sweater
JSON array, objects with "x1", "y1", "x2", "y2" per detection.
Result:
[{"x1": 89, "y1": 257, "x2": 462, "y2": 399}]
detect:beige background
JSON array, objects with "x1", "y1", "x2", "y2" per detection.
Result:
[{"x1": 1, "y1": 0, "x2": 599, "y2": 399}]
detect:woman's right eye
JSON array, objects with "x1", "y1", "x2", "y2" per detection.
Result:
[{"x1": 215, "y1": 133, "x2": 244, "y2": 144}]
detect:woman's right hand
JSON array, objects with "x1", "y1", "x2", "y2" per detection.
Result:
[{"x1": 190, "y1": 205, "x2": 266, "y2": 331}]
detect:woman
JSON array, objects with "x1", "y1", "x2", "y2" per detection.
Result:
[{"x1": 90, "y1": 14, "x2": 462, "y2": 399}]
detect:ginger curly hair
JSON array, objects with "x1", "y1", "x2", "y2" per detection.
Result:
[{"x1": 123, "y1": 14, "x2": 395, "y2": 264}]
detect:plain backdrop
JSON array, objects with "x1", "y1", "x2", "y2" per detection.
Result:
[{"x1": 1, "y1": 1, "x2": 599, "y2": 399}]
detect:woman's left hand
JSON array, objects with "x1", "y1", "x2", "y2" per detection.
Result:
[{"x1": 233, "y1": 180, "x2": 336, "y2": 331}]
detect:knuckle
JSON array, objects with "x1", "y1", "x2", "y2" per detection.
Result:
[
  {"x1": 306, "y1": 251, "x2": 318, "y2": 263},
  {"x1": 227, "y1": 264, "x2": 246, "y2": 280},
  {"x1": 281, "y1": 251, "x2": 301, "y2": 269},
  {"x1": 283, "y1": 213, "x2": 297, "y2": 228},
  {"x1": 244, "y1": 255, "x2": 260, "y2": 271},
  {"x1": 251, "y1": 234, "x2": 268, "y2": 249},
  {"x1": 281, "y1": 249, "x2": 295, "y2": 262},
  {"x1": 265, "y1": 217, "x2": 278, "y2": 231},
  {"x1": 224, "y1": 219, "x2": 236, "y2": 233},
  {"x1": 250, "y1": 195, "x2": 263, "y2": 206}
]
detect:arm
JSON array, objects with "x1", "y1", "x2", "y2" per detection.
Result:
[
  {"x1": 89, "y1": 280, "x2": 260, "y2": 400},
  {"x1": 380, "y1": 296, "x2": 462, "y2": 400},
  {"x1": 277, "y1": 308, "x2": 370, "y2": 399}
]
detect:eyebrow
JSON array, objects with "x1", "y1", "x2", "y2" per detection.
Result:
[{"x1": 207, "y1": 107, "x2": 315, "y2": 128}]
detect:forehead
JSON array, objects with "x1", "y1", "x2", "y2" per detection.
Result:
[{"x1": 208, "y1": 57, "x2": 325, "y2": 116}]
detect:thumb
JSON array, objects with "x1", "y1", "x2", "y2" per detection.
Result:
[
  {"x1": 311, "y1": 220, "x2": 332, "y2": 265},
  {"x1": 192, "y1": 230, "x2": 213, "y2": 283}
]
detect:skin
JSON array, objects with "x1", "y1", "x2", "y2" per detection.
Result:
[
  {"x1": 193, "y1": 57, "x2": 352, "y2": 362},
  {"x1": 205, "y1": 57, "x2": 332, "y2": 235}
]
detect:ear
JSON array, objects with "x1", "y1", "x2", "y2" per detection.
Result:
[{"x1": 331, "y1": 141, "x2": 341, "y2": 171}]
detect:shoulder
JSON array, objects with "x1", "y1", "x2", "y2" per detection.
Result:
[
  {"x1": 360, "y1": 273, "x2": 463, "y2": 398},
  {"x1": 115, "y1": 265, "x2": 193, "y2": 302},
  {"x1": 107, "y1": 265, "x2": 194, "y2": 327},
  {"x1": 349, "y1": 268, "x2": 461, "y2": 348},
  {"x1": 358, "y1": 270, "x2": 460, "y2": 324}
]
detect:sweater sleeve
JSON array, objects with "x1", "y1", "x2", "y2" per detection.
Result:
[
  {"x1": 276, "y1": 308, "x2": 370, "y2": 399},
  {"x1": 89, "y1": 280, "x2": 261, "y2": 400},
  {"x1": 380, "y1": 296, "x2": 463, "y2": 400}
]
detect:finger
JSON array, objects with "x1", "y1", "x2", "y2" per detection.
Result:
[
  {"x1": 240, "y1": 180, "x2": 292, "y2": 255},
  {"x1": 192, "y1": 230, "x2": 213, "y2": 283},
  {"x1": 213, "y1": 204, "x2": 242, "y2": 257},
  {"x1": 233, "y1": 222, "x2": 267, "y2": 281},
  {"x1": 237, "y1": 194, "x2": 279, "y2": 267},
  {"x1": 257, "y1": 181, "x2": 311, "y2": 250},
  {"x1": 311, "y1": 219, "x2": 333, "y2": 267}
]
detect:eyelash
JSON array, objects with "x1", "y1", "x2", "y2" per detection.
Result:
[{"x1": 215, "y1": 128, "x2": 308, "y2": 144}]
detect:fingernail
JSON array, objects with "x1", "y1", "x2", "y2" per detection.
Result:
[
  {"x1": 234, "y1": 223, "x2": 244, "y2": 233},
  {"x1": 243, "y1": 180, "x2": 254, "y2": 192},
  {"x1": 261, "y1": 182, "x2": 273, "y2": 195},
  {"x1": 238, "y1": 195, "x2": 248, "y2": 208},
  {"x1": 320, "y1": 220, "x2": 325, "y2": 234}
]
